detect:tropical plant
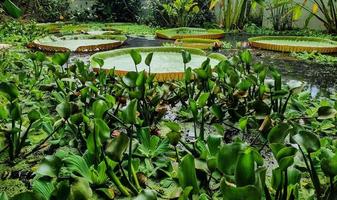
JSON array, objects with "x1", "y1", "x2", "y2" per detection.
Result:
[
  {"x1": 162, "y1": 0, "x2": 200, "y2": 27},
  {"x1": 267, "y1": 0, "x2": 294, "y2": 31},
  {"x1": 210, "y1": 0, "x2": 264, "y2": 30},
  {"x1": 294, "y1": 0, "x2": 337, "y2": 33}
]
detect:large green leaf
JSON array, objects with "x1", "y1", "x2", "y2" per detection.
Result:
[
  {"x1": 3, "y1": 0, "x2": 23, "y2": 18},
  {"x1": 217, "y1": 142, "x2": 245, "y2": 175},
  {"x1": 321, "y1": 153, "x2": 337, "y2": 177},
  {"x1": 197, "y1": 92, "x2": 210, "y2": 108},
  {"x1": 52, "y1": 52, "x2": 70, "y2": 66},
  {"x1": 235, "y1": 148, "x2": 255, "y2": 186},
  {"x1": 94, "y1": 118, "x2": 110, "y2": 141},
  {"x1": 130, "y1": 49, "x2": 142, "y2": 65},
  {"x1": 291, "y1": 131, "x2": 321, "y2": 153},
  {"x1": 0, "y1": 82, "x2": 19, "y2": 101},
  {"x1": 267, "y1": 123, "x2": 290, "y2": 144},
  {"x1": 178, "y1": 154, "x2": 199, "y2": 194},
  {"x1": 63, "y1": 154, "x2": 92, "y2": 183},
  {"x1": 145, "y1": 53, "x2": 154, "y2": 67},
  {"x1": 92, "y1": 100, "x2": 109, "y2": 119},
  {"x1": 221, "y1": 182, "x2": 261, "y2": 200},
  {"x1": 134, "y1": 189, "x2": 157, "y2": 200},
  {"x1": 121, "y1": 99, "x2": 138, "y2": 124},
  {"x1": 11, "y1": 192, "x2": 43, "y2": 200},
  {"x1": 105, "y1": 133, "x2": 129, "y2": 162},
  {"x1": 181, "y1": 50, "x2": 191, "y2": 64},
  {"x1": 32, "y1": 179, "x2": 55, "y2": 200},
  {"x1": 317, "y1": 106, "x2": 337, "y2": 120},
  {"x1": 69, "y1": 177, "x2": 93, "y2": 200},
  {"x1": 36, "y1": 156, "x2": 62, "y2": 178}
]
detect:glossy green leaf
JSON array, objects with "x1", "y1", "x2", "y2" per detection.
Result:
[
  {"x1": 197, "y1": 92, "x2": 210, "y2": 108},
  {"x1": 291, "y1": 131, "x2": 321, "y2": 153},
  {"x1": 235, "y1": 148, "x2": 255, "y2": 186},
  {"x1": 134, "y1": 189, "x2": 157, "y2": 200},
  {"x1": 178, "y1": 154, "x2": 199, "y2": 194},
  {"x1": 145, "y1": 52, "x2": 154, "y2": 67},
  {"x1": 321, "y1": 153, "x2": 337, "y2": 177},
  {"x1": 92, "y1": 100, "x2": 109, "y2": 119},
  {"x1": 267, "y1": 123, "x2": 290, "y2": 144},
  {"x1": 69, "y1": 177, "x2": 93, "y2": 200},
  {"x1": 52, "y1": 52, "x2": 70, "y2": 66},
  {"x1": 28, "y1": 109, "x2": 41, "y2": 122},
  {"x1": 217, "y1": 142, "x2": 245, "y2": 174},
  {"x1": 3, "y1": 0, "x2": 23, "y2": 18},
  {"x1": 240, "y1": 50, "x2": 252, "y2": 64},
  {"x1": 94, "y1": 118, "x2": 110, "y2": 141},
  {"x1": 130, "y1": 49, "x2": 142, "y2": 65},
  {"x1": 221, "y1": 183, "x2": 261, "y2": 200},
  {"x1": 0, "y1": 82, "x2": 19, "y2": 101},
  {"x1": 105, "y1": 133, "x2": 129, "y2": 162},
  {"x1": 121, "y1": 99, "x2": 138, "y2": 124},
  {"x1": 182, "y1": 50, "x2": 191, "y2": 64},
  {"x1": 36, "y1": 156, "x2": 62, "y2": 178},
  {"x1": 317, "y1": 106, "x2": 337, "y2": 120}
]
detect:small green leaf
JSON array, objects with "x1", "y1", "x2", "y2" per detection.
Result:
[
  {"x1": 52, "y1": 52, "x2": 70, "y2": 66},
  {"x1": 317, "y1": 106, "x2": 337, "y2": 120},
  {"x1": 130, "y1": 49, "x2": 142, "y2": 65},
  {"x1": 121, "y1": 99, "x2": 138, "y2": 124},
  {"x1": 178, "y1": 154, "x2": 199, "y2": 194},
  {"x1": 291, "y1": 131, "x2": 321, "y2": 153},
  {"x1": 92, "y1": 100, "x2": 109, "y2": 119},
  {"x1": 105, "y1": 133, "x2": 130, "y2": 162},
  {"x1": 145, "y1": 52, "x2": 154, "y2": 67},
  {"x1": 197, "y1": 92, "x2": 210, "y2": 108},
  {"x1": 0, "y1": 82, "x2": 19, "y2": 101},
  {"x1": 182, "y1": 50, "x2": 191, "y2": 64}
]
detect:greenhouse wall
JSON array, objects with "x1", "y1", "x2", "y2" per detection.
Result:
[{"x1": 262, "y1": 0, "x2": 325, "y2": 30}]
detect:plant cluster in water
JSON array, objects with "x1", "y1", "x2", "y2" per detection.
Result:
[{"x1": 0, "y1": 48, "x2": 336, "y2": 199}]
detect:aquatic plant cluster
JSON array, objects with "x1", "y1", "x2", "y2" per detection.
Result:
[
  {"x1": 1, "y1": 0, "x2": 337, "y2": 199},
  {"x1": 0, "y1": 46, "x2": 337, "y2": 199}
]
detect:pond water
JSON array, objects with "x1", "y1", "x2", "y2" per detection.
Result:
[{"x1": 73, "y1": 33, "x2": 337, "y2": 96}]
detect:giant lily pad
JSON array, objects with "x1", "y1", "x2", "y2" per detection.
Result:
[
  {"x1": 249, "y1": 36, "x2": 337, "y2": 53},
  {"x1": 0, "y1": 44, "x2": 11, "y2": 50},
  {"x1": 28, "y1": 34, "x2": 127, "y2": 53},
  {"x1": 156, "y1": 27, "x2": 225, "y2": 40},
  {"x1": 90, "y1": 47, "x2": 226, "y2": 81}
]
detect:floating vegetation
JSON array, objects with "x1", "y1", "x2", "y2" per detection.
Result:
[
  {"x1": 91, "y1": 47, "x2": 226, "y2": 81},
  {"x1": 249, "y1": 36, "x2": 337, "y2": 53},
  {"x1": 28, "y1": 34, "x2": 127, "y2": 52},
  {"x1": 156, "y1": 27, "x2": 225, "y2": 40}
]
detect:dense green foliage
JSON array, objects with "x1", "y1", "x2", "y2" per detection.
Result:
[{"x1": 0, "y1": 47, "x2": 337, "y2": 199}]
